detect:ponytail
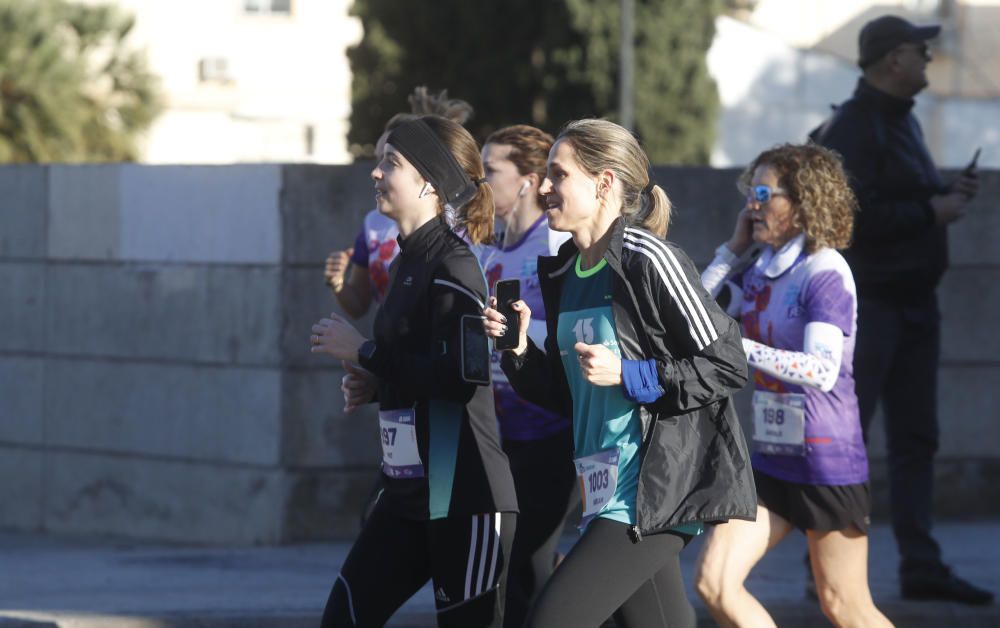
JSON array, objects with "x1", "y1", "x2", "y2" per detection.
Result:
[
  {"x1": 460, "y1": 181, "x2": 496, "y2": 246},
  {"x1": 416, "y1": 115, "x2": 495, "y2": 246},
  {"x1": 640, "y1": 184, "x2": 671, "y2": 238}
]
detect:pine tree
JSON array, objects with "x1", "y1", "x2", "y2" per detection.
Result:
[
  {"x1": 347, "y1": 0, "x2": 723, "y2": 164},
  {"x1": 0, "y1": 0, "x2": 161, "y2": 162}
]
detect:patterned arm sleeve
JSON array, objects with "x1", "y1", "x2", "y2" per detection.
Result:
[{"x1": 742, "y1": 321, "x2": 843, "y2": 392}]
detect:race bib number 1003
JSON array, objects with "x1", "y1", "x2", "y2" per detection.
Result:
[{"x1": 575, "y1": 448, "x2": 620, "y2": 527}]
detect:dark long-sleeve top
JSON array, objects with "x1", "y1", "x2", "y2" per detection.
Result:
[{"x1": 358, "y1": 215, "x2": 516, "y2": 520}]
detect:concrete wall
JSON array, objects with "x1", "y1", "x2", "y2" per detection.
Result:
[{"x1": 2, "y1": 164, "x2": 997, "y2": 544}]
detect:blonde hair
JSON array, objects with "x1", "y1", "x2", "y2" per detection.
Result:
[
  {"x1": 557, "y1": 119, "x2": 671, "y2": 238},
  {"x1": 739, "y1": 143, "x2": 856, "y2": 252},
  {"x1": 419, "y1": 115, "x2": 495, "y2": 246}
]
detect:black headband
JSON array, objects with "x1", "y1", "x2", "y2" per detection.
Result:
[{"x1": 386, "y1": 118, "x2": 478, "y2": 211}]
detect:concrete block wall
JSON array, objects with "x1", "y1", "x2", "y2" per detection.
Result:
[
  {"x1": 1, "y1": 164, "x2": 997, "y2": 544},
  {"x1": 0, "y1": 164, "x2": 377, "y2": 544}
]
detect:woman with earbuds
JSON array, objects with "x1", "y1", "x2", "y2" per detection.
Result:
[
  {"x1": 311, "y1": 115, "x2": 517, "y2": 628},
  {"x1": 479, "y1": 125, "x2": 573, "y2": 627}
]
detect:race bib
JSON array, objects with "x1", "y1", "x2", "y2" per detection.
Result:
[
  {"x1": 752, "y1": 391, "x2": 806, "y2": 456},
  {"x1": 575, "y1": 449, "x2": 620, "y2": 527},
  {"x1": 379, "y1": 409, "x2": 424, "y2": 478}
]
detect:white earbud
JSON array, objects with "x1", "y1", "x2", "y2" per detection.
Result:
[
  {"x1": 517, "y1": 180, "x2": 530, "y2": 197},
  {"x1": 418, "y1": 182, "x2": 432, "y2": 199}
]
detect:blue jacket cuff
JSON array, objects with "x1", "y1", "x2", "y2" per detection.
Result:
[{"x1": 621, "y1": 358, "x2": 664, "y2": 404}]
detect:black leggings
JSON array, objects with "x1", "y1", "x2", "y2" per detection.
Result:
[
  {"x1": 501, "y1": 429, "x2": 577, "y2": 628},
  {"x1": 525, "y1": 518, "x2": 695, "y2": 628},
  {"x1": 322, "y1": 499, "x2": 516, "y2": 628}
]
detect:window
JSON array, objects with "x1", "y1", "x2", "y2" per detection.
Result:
[{"x1": 244, "y1": 0, "x2": 291, "y2": 15}]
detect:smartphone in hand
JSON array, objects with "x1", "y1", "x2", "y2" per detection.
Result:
[
  {"x1": 493, "y1": 278, "x2": 521, "y2": 351},
  {"x1": 963, "y1": 147, "x2": 981, "y2": 175}
]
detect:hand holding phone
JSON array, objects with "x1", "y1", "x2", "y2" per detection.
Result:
[
  {"x1": 964, "y1": 147, "x2": 981, "y2": 175},
  {"x1": 955, "y1": 147, "x2": 981, "y2": 200},
  {"x1": 493, "y1": 279, "x2": 521, "y2": 351}
]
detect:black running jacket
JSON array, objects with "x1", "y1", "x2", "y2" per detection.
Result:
[
  {"x1": 358, "y1": 215, "x2": 517, "y2": 520},
  {"x1": 501, "y1": 219, "x2": 756, "y2": 538}
]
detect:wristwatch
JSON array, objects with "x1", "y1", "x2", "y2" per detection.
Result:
[{"x1": 357, "y1": 340, "x2": 377, "y2": 365}]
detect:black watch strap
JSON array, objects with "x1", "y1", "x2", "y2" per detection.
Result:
[{"x1": 358, "y1": 339, "x2": 377, "y2": 366}]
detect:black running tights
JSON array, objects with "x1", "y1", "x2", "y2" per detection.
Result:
[{"x1": 525, "y1": 518, "x2": 695, "y2": 628}]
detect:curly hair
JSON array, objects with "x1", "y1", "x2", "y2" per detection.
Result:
[{"x1": 738, "y1": 143, "x2": 856, "y2": 252}]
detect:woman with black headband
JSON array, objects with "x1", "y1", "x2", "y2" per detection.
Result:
[
  {"x1": 483, "y1": 119, "x2": 755, "y2": 628},
  {"x1": 310, "y1": 115, "x2": 517, "y2": 628}
]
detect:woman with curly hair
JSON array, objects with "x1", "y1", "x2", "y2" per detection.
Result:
[{"x1": 695, "y1": 143, "x2": 893, "y2": 628}]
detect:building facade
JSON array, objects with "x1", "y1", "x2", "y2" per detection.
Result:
[{"x1": 75, "y1": 0, "x2": 362, "y2": 164}]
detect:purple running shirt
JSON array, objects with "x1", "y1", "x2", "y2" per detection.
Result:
[
  {"x1": 737, "y1": 236, "x2": 868, "y2": 485},
  {"x1": 479, "y1": 216, "x2": 572, "y2": 441},
  {"x1": 350, "y1": 209, "x2": 399, "y2": 304}
]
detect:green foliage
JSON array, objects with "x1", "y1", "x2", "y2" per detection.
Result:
[
  {"x1": 0, "y1": 0, "x2": 161, "y2": 162},
  {"x1": 348, "y1": 0, "x2": 723, "y2": 164}
]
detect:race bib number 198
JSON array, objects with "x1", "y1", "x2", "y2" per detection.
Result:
[{"x1": 752, "y1": 391, "x2": 806, "y2": 456}]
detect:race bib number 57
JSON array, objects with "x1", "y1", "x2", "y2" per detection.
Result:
[{"x1": 379, "y1": 409, "x2": 424, "y2": 478}]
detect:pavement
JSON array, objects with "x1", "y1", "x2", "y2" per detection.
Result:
[{"x1": 1, "y1": 520, "x2": 997, "y2": 628}]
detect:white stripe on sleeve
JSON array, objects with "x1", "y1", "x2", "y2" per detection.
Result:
[
  {"x1": 623, "y1": 230, "x2": 718, "y2": 349},
  {"x1": 336, "y1": 573, "x2": 357, "y2": 625},
  {"x1": 434, "y1": 279, "x2": 486, "y2": 310}
]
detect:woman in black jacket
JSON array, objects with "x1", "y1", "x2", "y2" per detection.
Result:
[
  {"x1": 483, "y1": 119, "x2": 756, "y2": 628},
  {"x1": 311, "y1": 116, "x2": 517, "y2": 628}
]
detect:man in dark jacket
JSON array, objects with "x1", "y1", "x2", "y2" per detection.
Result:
[{"x1": 813, "y1": 15, "x2": 990, "y2": 604}]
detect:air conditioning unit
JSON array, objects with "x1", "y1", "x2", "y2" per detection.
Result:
[{"x1": 198, "y1": 57, "x2": 232, "y2": 83}]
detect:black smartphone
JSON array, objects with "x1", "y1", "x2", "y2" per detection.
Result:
[
  {"x1": 493, "y1": 278, "x2": 521, "y2": 351},
  {"x1": 964, "y1": 147, "x2": 981, "y2": 174},
  {"x1": 460, "y1": 315, "x2": 491, "y2": 385}
]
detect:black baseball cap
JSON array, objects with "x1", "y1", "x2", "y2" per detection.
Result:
[{"x1": 858, "y1": 15, "x2": 940, "y2": 68}]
